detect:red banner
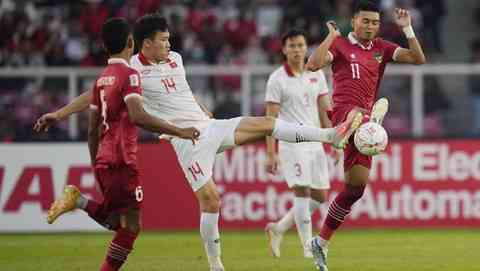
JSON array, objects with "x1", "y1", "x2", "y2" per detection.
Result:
[
  {"x1": 140, "y1": 140, "x2": 480, "y2": 229},
  {"x1": 1, "y1": 140, "x2": 480, "y2": 231}
]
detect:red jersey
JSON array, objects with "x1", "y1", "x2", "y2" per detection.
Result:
[
  {"x1": 90, "y1": 58, "x2": 142, "y2": 169},
  {"x1": 329, "y1": 33, "x2": 399, "y2": 110}
]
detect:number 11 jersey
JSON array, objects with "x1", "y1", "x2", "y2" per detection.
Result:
[{"x1": 329, "y1": 32, "x2": 399, "y2": 111}]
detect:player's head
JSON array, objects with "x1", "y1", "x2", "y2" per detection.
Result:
[
  {"x1": 134, "y1": 14, "x2": 170, "y2": 62},
  {"x1": 101, "y1": 17, "x2": 134, "y2": 57},
  {"x1": 351, "y1": 0, "x2": 381, "y2": 41},
  {"x1": 281, "y1": 29, "x2": 308, "y2": 65}
]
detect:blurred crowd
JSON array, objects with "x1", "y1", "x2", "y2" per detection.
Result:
[{"x1": 0, "y1": 0, "x2": 460, "y2": 141}]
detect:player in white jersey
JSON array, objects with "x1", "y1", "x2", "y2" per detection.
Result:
[
  {"x1": 264, "y1": 29, "x2": 339, "y2": 258},
  {"x1": 33, "y1": 15, "x2": 363, "y2": 271}
]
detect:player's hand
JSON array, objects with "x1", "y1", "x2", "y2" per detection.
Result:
[
  {"x1": 332, "y1": 148, "x2": 343, "y2": 165},
  {"x1": 265, "y1": 154, "x2": 280, "y2": 175},
  {"x1": 394, "y1": 8, "x2": 411, "y2": 27},
  {"x1": 178, "y1": 127, "x2": 200, "y2": 144},
  {"x1": 326, "y1": 20, "x2": 341, "y2": 37},
  {"x1": 33, "y1": 112, "x2": 60, "y2": 132}
]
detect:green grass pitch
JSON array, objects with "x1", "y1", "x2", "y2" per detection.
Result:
[{"x1": 0, "y1": 229, "x2": 478, "y2": 270}]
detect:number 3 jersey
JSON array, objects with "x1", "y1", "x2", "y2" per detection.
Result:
[
  {"x1": 329, "y1": 32, "x2": 400, "y2": 110},
  {"x1": 90, "y1": 58, "x2": 142, "y2": 168},
  {"x1": 130, "y1": 51, "x2": 210, "y2": 129}
]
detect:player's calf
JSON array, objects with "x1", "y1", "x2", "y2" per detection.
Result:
[{"x1": 101, "y1": 209, "x2": 141, "y2": 271}]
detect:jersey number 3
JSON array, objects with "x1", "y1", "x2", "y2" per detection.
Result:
[{"x1": 351, "y1": 63, "x2": 360, "y2": 79}]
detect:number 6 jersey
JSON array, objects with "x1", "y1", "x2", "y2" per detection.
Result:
[{"x1": 90, "y1": 58, "x2": 142, "y2": 168}]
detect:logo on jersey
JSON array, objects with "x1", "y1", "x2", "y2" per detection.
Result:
[
  {"x1": 141, "y1": 69, "x2": 151, "y2": 75},
  {"x1": 309, "y1": 78, "x2": 318, "y2": 84},
  {"x1": 373, "y1": 52, "x2": 383, "y2": 63},
  {"x1": 129, "y1": 74, "x2": 139, "y2": 87},
  {"x1": 169, "y1": 61, "x2": 178, "y2": 69},
  {"x1": 350, "y1": 53, "x2": 356, "y2": 59}
]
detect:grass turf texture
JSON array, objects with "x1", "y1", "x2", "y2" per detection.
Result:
[{"x1": 0, "y1": 229, "x2": 478, "y2": 271}]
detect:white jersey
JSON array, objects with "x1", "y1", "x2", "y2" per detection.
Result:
[
  {"x1": 265, "y1": 63, "x2": 329, "y2": 149},
  {"x1": 130, "y1": 51, "x2": 210, "y2": 129}
]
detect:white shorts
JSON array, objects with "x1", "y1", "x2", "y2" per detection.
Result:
[
  {"x1": 170, "y1": 117, "x2": 243, "y2": 191},
  {"x1": 278, "y1": 143, "x2": 330, "y2": 190}
]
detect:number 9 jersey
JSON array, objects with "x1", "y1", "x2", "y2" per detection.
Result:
[{"x1": 89, "y1": 58, "x2": 143, "y2": 169}]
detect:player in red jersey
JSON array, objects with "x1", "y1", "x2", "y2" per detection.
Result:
[
  {"x1": 45, "y1": 18, "x2": 199, "y2": 271},
  {"x1": 306, "y1": 1, "x2": 426, "y2": 270}
]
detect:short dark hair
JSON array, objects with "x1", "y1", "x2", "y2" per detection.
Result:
[
  {"x1": 101, "y1": 17, "x2": 131, "y2": 55},
  {"x1": 134, "y1": 13, "x2": 169, "y2": 49},
  {"x1": 281, "y1": 29, "x2": 308, "y2": 46},
  {"x1": 353, "y1": 0, "x2": 380, "y2": 15}
]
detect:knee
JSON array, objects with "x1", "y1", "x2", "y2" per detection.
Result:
[
  {"x1": 293, "y1": 186, "x2": 311, "y2": 198},
  {"x1": 200, "y1": 192, "x2": 221, "y2": 212},
  {"x1": 344, "y1": 184, "x2": 366, "y2": 204},
  {"x1": 121, "y1": 209, "x2": 142, "y2": 235},
  {"x1": 260, "y1": 116, "x2": 276, "y2": 134},
  {"x1": 311, "y1": 189, "x2": 327, "y2": 203}
]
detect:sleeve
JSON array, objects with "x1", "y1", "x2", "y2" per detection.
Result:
[
  {"x1": 380, "y1": 39, "x2": 401, "y2": 63},
  {"x1": 89, "y1": 82, "x2": 100, "y2": 111},
  {"x1": 327, "y1": 37, "x2": 341, "y2": 62},
  {"x1": 123, "y1": 69, "x2": 143, "y2": 102},
  {"x1": 265, "y1": 74, "x2": 282, "y2": 104},
  {"x1": 315, "y1": 71, "x2": 329, "y2": 96}
]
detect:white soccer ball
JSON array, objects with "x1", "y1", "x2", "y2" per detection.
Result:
[{"x1": 354, "y1": 122, "x2": 388, "y2": 156}]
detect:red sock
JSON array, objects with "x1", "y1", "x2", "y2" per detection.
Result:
[
  {"x1": 100, "y1": 228, "x2": 138, "y2": 270},
  {"x1": 319, "y1": 184, "x2": 366, "y2": 241},
  {"x1": 100, "y1": 261, "x2": 116, "y2": 271}
]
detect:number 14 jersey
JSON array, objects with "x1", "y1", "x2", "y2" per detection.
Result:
[{"x1": 130, "y1": 51, "x2": 210, "y2": 129}]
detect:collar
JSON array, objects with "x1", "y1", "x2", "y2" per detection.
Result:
[
  {"x1": 138, "y1": 52, "x2": 153, "y2": 66},
  {"x1": 283, "y1": 62, "x2": 294, "y2": 77},
  {"x1": 138, "y1": 51, "x2": 172, "y2": 66},
  {"x1": 107, "y1": 58, "x2": 129, "y2": 66},
  {"x1": 348, "y1": 32, "x2": 373, "y2": 50},
  {"x1": 283, "y1": 62, "x2": 305, "y2": 77}
]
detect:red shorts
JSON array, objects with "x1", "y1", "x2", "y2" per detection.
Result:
[
  {"x1": 331, "y1": 106, "x2": 371, "y2": 171},
  {"x1": 94, "y1": 165, "x2": 143, "y2": 215}
]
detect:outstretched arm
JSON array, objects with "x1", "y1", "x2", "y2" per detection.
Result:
[
  {"x1": 306, "y1": 21, "x2": 341, "y2": 71},
  {"x1": 125, "y1": 95, "x2": 200, "y2": 143},
  {"x1": 393, "y1": 8, "x2": 426, "y2": 65},
  {"x1": 33, "y1": 89, "x2": 92, "y2": 132}
]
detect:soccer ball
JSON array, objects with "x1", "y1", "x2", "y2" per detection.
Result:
[{"x1": 354, "y1": 122, "x2": 388, "y2": 156}]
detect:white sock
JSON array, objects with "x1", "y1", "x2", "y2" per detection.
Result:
[
  {"x1": 200, "y1": 212, "x2": 221, "y2": 264},
  {"x1": 317, "y1": 236, "x2": 330, "y2": 248},
  {"x1": 294, "y1": 197, "x2": 312, "y2": 248},
  {"x1": 76, "y1": 194, "x2": 88, "y2": 209},
  {"x1": 272, "y1": 119, "x2": 335, "y2": 143},
  {"x1": 276, "y1": 209, "x2": 295, "y2": 233},
  {"x1": 309, "y1": 199, "x2": 323, "y2": 214}
]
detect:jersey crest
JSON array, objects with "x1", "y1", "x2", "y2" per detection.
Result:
[{"x1": 373, "y1": 52, "x2": 383, "y2": 63}]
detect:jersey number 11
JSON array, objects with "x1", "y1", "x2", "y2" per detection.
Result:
[{"x1": 351, "y1": 63, "x2": 360, "y2": 79}]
